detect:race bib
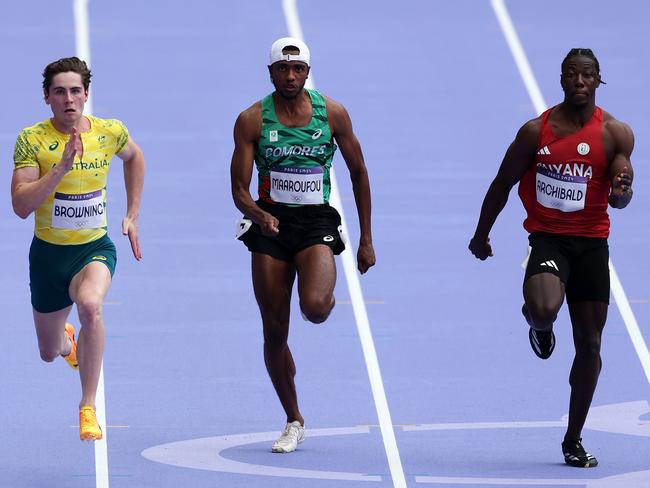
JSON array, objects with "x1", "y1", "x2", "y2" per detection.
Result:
[
  {"x1": 270, "y1": 166, "x2": 324, "y2": 204},
  {"x1": 52, "y1": 190, "x2": 106, "y2": 229},
  {"x1": 536, "y1": 167, "x2": 587, "y2": 212}
]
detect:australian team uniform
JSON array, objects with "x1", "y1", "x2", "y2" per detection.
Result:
[
  {"x1": 14, "y1": 116, "x2": 128, "y2": 312},
  {"x1": 519, "y1": 106, "x2": 611, "y2": 303},
  {"x1": 238, "y1": 89, "x2": 345, "y2": 261}
]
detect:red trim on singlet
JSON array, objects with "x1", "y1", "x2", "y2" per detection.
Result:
[{"x1": 518, "y1": 106, "x2": 611, "y2": 238}]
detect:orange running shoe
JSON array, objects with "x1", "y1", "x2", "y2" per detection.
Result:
[
  {"x1": 79, "y1": 406, "x2": 103, "y2": 441},
  {"x1": 63, "y1": 323, "x2": 79, "y2": 370}
]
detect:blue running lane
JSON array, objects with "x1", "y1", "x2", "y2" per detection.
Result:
[{"x1": 0, "y1": 1, "x2": 648, "y2": 487}]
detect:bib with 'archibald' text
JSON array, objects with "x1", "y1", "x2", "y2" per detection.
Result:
[{"x1": 535, "y1": 167, "x2": 587, "y2": 212}]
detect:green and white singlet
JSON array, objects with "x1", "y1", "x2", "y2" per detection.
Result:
[{"x1": 255, "y1": 89, "x2": 337, "y2": 206}]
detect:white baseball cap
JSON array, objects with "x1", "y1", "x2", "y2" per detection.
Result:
[{"x1": 269, "y1": 37, "x2": 310, "y2": 66}]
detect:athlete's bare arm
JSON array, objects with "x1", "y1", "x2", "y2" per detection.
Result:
[
  {"x1": 603, "y1": 117, "x2": 634, "y2": 209},
  {"x1": 230, "y1": 103, "x2": 279, "y2": 237},
  {"x1": 326, "y1": 97, "x2": 375, "y2": 274},
  {"x1": 11, "y1": 128, "x2": 82, "y2": 218},
  {"x1": 469, "y1": 118, "x2": 540, "y2": 260},
  {"x1": 117, "y1": 138, "x2": 145, "y2": 260}
]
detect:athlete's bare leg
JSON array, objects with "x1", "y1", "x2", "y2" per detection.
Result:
[
  {"x1": 295, "y1": 244, "x2": 336, "y2": 324},
  {"x1": 523, "y1": 272, "x2": 565, "y2": 331},
  {"x1": 69, "y1": 262, "x2": 112, "y2": 409},
  {"x1": 33, "y1": 306, "x2": 74, "y2": 361},
  {"x1": 252, "y1": 253, "x2": 303, "y2": 425},
  {"x1": 565, "y1": 300, "x2": 608, "y2": 442}
]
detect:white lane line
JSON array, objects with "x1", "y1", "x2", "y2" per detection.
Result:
[
  {"x1": 73, "y1": 0, "x2": 93, "y2": 115},
  {"x1": 72, "y1": 1, "x2": 110, "y2": 487},
  {"x1": 491, "y1": 0, "x2": 650, "y2": 385},
  {"x1": 490, "y1": 0, "x2": 545, "y2": 115},
  {"x1": 416, "y1": 476, "x2": 588, "y2": 485},
  {"x1": 404, "y1": 420, "x2": 564, "y2": 431},
  {"x1": 611, "y1": 265, "x2": 650, "y2": 383},
  {"x1": 281, "y1": 1, "x2": 407, "y2": 487},
  {"x1": 93, "y1": 366, "x2": 109, "y2": 487}
]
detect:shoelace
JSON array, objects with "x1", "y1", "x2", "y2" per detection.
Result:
[
  {"x1": 280, "y1": 424, "x2": 301, "y2": 443},
  {"x1": 564, "y1": 439, "x2": 591, "y2": 458},
  {"x1": 534, "y1": 329, "x2": 552, "y2": 343},
  {"x1": 286, "y1": 425, "x2": 299, "y2": 439},
  {"x1": 80, "y1": 408, "x2": 97, "y2": 425}
]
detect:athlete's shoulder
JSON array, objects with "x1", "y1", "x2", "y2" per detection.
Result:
[
  {"x1": 235, "y1": 100, "x2": 263, "y2": 134},
  {"x1": 600, "y1": 108, "x2": 634, "y2": 153},
  {"x1": 15, "y1": 119, "x2": 51, "y2": 151},
  {"x1": 14, "y1": 120, "x2": 50, "y2": 166},
  {"x1": 88, "y1": 116, "x2": 130, "y2": 153},
  {"x1": 516, "y1": 115, "x2": 543, "y2": 143},
  {"x1": 89, "y1": 115, "x2": 128, "y2": 133},
  {"x1": 319, "y1": 92, "x2": 343, "y2": 110},
  {"x1": 233, "y1": 100, "x2": 263, "y2": 144},
  {"x1": 239, "y1": 99, "x2": 263, "y2": 119},
  {"x1": 319, "y1": 94, "x2": 350, "y2": 127},
  {"x1": 601, "y1": 108, "x2": 633, "y2": 132},
  {"x1": 17, "y1": 119, "x2": 51, "y2": 139}
]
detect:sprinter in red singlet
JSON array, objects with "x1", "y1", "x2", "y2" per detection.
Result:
[{"x1": 469, "y1": 48, "x2": 634, "y2": 468}]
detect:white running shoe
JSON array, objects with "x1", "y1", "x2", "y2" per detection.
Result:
[{"x1": 271, "y1": 420, "x2": 305, "y2": 453}]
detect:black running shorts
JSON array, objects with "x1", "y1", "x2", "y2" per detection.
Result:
[
  {"x1": 524, "y1": 233, "x2": 609, "y2": 304},
  {"x1": 238, "y1": 200, "x2": 346, "y2": 262}
]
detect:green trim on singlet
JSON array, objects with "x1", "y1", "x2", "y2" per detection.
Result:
[{"x1": 255, "y1": 88, "x2": 337, "y2": 205}]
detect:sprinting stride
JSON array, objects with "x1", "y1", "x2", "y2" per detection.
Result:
[
  {"x1": 469, "y1": 48, "x2": 634, "y2": 467},
  {"x1": 230, "y1": 37, "x2": 375, "y2": 453},
  {"x1": 12, "y1": 57, "x2": 145, "y2": 441}
]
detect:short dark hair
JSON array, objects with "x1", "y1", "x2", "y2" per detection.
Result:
[
  {"x1": 561, "y1": 48, "x2": 605, "y2": 84},
  {"x1": 561, "y1": 48, "x2": 600, "y2": 73},
  {"x1": 282, "y1": 45, "x2": 301, "y2": 54},
  {"x1": 42, "y1": 57, "x2": 92, "y2": 94}
]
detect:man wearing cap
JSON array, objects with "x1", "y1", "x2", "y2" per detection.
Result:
[{"x1": 230, "y1": 37, "x2": 375, "y2": 453}]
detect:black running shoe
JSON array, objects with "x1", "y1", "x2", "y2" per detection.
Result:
[
  {"x1": 529, "y1": 327, "x2": 555, "y2": 359},
  {"x1": 562, "y1": 439, "x2": 598, "y2": 468},
  {"x1": 522, "y1": 304, "x2": 555, "y2": 359}
]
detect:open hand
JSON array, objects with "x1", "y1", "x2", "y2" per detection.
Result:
[
  {"x1": 61, "y1": 128, "x2": 83, "y2": 171},
  {"x1": 122, "y1": 216, "x2": 142, "y2": 260}
]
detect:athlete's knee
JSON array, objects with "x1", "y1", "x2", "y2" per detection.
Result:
[
  {"x1": 574, "y1": 333, "x2": 602, "y2": 358},
  {"x1": 300, "y1": 295, "x2": 334, "y2": 324},
  {"x1": 39, "y1": 347, "x2": 59, "y2": 362},
  {"x1": 75, "y1": 296, "x2": 103, "y2": 326},
  {"x1": 526, "y1": 301, "x2": 558, "y2": 329},
  {"x1": 263, "y1": 322, "x2": 289, "y2": 351}
]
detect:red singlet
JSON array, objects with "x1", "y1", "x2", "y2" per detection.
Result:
[{"x1": 518, "y1": 106, "x2": 611, "y2": 238}]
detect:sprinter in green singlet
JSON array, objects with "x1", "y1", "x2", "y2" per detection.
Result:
[{"x1": 230, "y1": 37, "x2": 375, "y2": 453}]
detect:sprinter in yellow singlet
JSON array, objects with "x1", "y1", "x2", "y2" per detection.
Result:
[{"x1": 11, "y1": 57, "x2": 145, "y2": 441}]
